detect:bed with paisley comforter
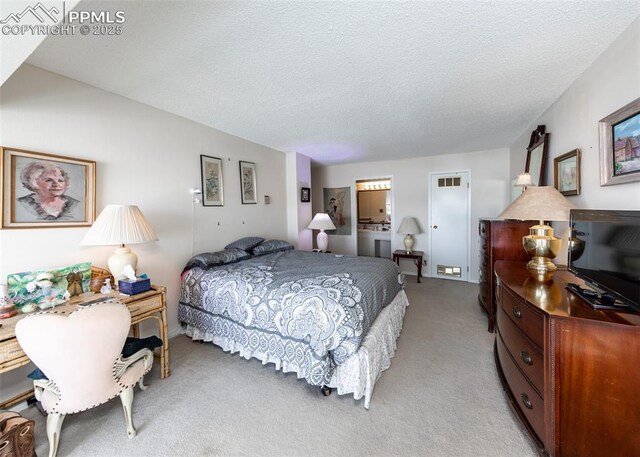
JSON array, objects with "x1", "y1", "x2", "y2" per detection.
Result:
[{"x1": 178, "y1": 248, "x2": 408, "y2": 407}]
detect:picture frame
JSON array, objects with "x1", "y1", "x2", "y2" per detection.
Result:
[
  {"x1": 554, "y1": 149, "x2": 581, "y2": 196},
  {"x1": 525, "y1": 125, "x2": 549, "y2": 187},
  {"x1": 200, "y1": 155, "x2": 224, "y2": 206},
  {"x1": 599, "y1": 97, "x2": 640, "y2": 186},
  {"x1": 239, "y1": 161, "x2": 257, "y2": 204},
  {"x1": 301, "y1": 187, "x2": 310, "y2": 203},
  {"x1": 1, "y1": 147, "x2": 96, "y2": 228}
]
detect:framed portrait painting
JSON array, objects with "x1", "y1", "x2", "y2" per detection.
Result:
[
  {"x1": 554, "y1": 149, "x2": 581, "y2": 196},
  {"x1": 1, "y1": 147, "x2": 96, "y2": 228},
  {"x1": 200, "y1": 155, "x2": 224, "y2": 206},
  {"x1": 599, "y1": 97, "x2": 640, "y2": 186},
  {"x1": 239, "y1": 161, "x2": 257, "y2": 204}
]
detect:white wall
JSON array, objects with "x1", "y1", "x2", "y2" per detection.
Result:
[
  {"x1": 285, "y1": 152, "x2": 312, "y2": 250},
  {"x1": 510, "y1": 17, "x2": 640, "y2": 211},
  {"x1": 311, "y1": 148, "x2": 511, "y2": 281},
  {"x1": 0, "y1": 64, "x2": 287, "y2": 401}
]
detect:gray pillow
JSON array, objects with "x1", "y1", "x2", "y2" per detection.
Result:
[
  {"x1": 225, "y1": 237, "x2": 265, "y2": 251},
  {"x1": 183, "y1": 248, "x2": 251, "y2": 272},
  {"x1": 251, "y1": 240, "x2": 294, "y2": 256}
]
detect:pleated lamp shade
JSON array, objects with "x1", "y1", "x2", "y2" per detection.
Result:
[{"x1": 82, "y1": 205, "x2": 158, "y2": 280}]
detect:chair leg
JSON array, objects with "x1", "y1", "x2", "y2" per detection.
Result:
[
  {"x1": 46, "y1": 413, "x2": 65, "y2": 457},
  {"x1": 119, "y1": 386, "x2": 137, "y2": 438},
  {"x1": 138, "y1": 376, "x2": 149, "y2": 391}
]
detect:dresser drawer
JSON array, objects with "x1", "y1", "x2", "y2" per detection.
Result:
[
  {"x1": 497, "y1": 306, "x2": 544, "y2": 395},
  {"x1": 496, "y1": 334, "x2": 545, "y2": 443},
  {"x1": 499, "y1": 286, "x2": 544, "y2": 347},
  {"x1": 127, "y1": 294, "x2": 163, "y2": 319}
]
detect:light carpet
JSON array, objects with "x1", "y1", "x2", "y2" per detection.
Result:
[{"x1": 20, "y1": 278, "x2": 536, "y2": 456}]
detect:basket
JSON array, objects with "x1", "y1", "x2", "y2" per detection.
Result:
[{"x1": 90, "y1": 266, "x2": 114, "y2": 293}]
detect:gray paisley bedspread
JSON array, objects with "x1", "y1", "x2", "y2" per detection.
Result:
[{"x1": 178, "y1": 250, "x2": 404, "y2": 386}]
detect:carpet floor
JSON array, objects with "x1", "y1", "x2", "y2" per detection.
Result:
[{"x1": 21, "y1": 278, "x2": 537, "y2": 456}]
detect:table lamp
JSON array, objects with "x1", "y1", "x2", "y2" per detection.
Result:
[
  {"x1": 498, "y1": 186, "x2": 575, "y2": 276},
  {"x1": 81, "y1": 205, "x2": 158, "y2": 280},
  {"x1": 397, "y1": 216, "x2": 421, "y2": 253},
  {"x1": 308, "y1": 213, "x2": 336, "y2": 252}
]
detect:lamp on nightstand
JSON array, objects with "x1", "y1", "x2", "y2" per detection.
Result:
[
  {"x1": 81, "y1": 205, "x2": 158, "y2": 280},
  {"x1": 397, "y1": 216, "x2": 421, "y2": 253},
  {"x1": 308, "y1": 213, "x2": 336, "y2": 252}
]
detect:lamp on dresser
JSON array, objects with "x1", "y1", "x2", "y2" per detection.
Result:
[
  {"x1": 308, "y1": 213, "x2": 336, "y2": 252},
  {"x1": 81, "y1": 205, "x2": 158, "y2": 280},
  {"x1": 498, "y1": 186, "x2": 575, "y2": 277}
]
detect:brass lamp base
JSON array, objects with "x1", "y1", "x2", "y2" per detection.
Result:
[{"x1": 523, "y1": 224, "x2": 562, "y2": 279}]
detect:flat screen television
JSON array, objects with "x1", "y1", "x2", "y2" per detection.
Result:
[{"x1": 569, "y1": 209, "x2": 640, "y2": 312}]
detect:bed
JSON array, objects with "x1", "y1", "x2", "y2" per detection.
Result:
[{"x1": 178, "y1": 242, "x2": 408, "y2": 408}]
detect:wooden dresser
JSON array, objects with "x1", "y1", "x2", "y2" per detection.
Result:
[
  {"x1": 494, "y1": 261, "x2": 640, "y2": 456},
  {"x1": 478, "y1": 219, "x2": 534, "y2": 332}
]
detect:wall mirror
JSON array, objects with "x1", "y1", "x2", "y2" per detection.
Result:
[
  {"x1": 356, "y1": 179, "x2": 391, "y2": 224},
  {"x1": 525, "y1": 125, "x2": 549, "y2": 186}
]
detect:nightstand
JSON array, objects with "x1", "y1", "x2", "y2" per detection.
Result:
[{"x1": 392, "y1": 250, "x2": 424, "y2": 283}]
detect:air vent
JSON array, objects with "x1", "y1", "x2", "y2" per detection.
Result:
[
  {"x1": 437, "y1": 265, "x2": 462, "y2": 277},
  {"x1": 437, "y1": 177, "x2": 462, "y2": 187}
]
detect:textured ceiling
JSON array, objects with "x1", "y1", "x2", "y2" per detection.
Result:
[{"x1": 24, "y1": 1, "x2": 640, "y2": 165}]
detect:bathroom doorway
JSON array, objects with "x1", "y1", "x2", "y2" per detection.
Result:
[{"x1": 356, "y1": 178, "x2": 392, "y2": 258}]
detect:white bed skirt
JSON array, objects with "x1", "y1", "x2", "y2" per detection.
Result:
[{"x1": 184, "y1": 289, "x2": 409, "y2": 408}]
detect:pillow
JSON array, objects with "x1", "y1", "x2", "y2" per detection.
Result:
[
  {"x1": 183, "y1": 248, "x2": 251, "y2": 272},
  {"x1": 224, "y1": 237, "x2": 265, "y2": 251},
  {"x1": 251, "y1": 239, "x2": 295, "y2": 256}
]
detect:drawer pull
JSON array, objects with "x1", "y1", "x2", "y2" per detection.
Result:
[
  {"x1": 512, "y1": 307, "x2": 522, "y2": 319},
  {"x1": 521, "y1": 393, "x2": 533, "y2": 410},
  {"x1": 521, "y1": 351, "x2": 533, "y2": 365}
]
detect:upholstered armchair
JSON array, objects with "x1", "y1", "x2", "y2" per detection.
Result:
[{"x1": 15, "y1": 301, "x2": 153, "y2": 457}]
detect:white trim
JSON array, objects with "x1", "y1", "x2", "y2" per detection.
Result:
[{"x1": 428, "y1": 170, "x2": 471, "y2": 282}]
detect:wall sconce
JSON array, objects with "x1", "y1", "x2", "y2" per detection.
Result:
[{"x1": 190, "y1": 187, "x2": 202, "y2": 203}]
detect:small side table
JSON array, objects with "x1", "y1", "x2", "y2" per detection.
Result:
[{"x1": 393, "y1": 250, "x2": 424, "y2": 283}]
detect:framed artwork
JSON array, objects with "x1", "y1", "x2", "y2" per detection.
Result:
[
  {"x1": 525, "y1": 125, "x2": 549, "y2": 186},
  {"x1": 200, "y1": 155, "x2": 224, "y2": 206},
  {"x1": 301, "y1": 187, "x2": 310, "y2": 202},
  {"x1": 1, "y1": 147, "x2": 96, "y2": 228},
  {"x1": 554, "y1": 149, "x2": 581, "y2": 196},
  {"x1": 239, "y1": 161, "x2": 257, "y2": 204},
  {"x1": 323, "y1": 186, "x2": 352, "y2": 235},
  {"x1": 599, "y1": 97, "x2": 640, "y2": 186}
]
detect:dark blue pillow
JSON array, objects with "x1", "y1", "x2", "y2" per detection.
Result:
[
  {"x1": 251, "y1": 240, "x2": 294, "y2": 256},
  {"x1": 183, "y1": 248, "x2": 251, "y2": 272},
  {"x1": 225, "y1": 237, "x2": 265, "y2": 251}
]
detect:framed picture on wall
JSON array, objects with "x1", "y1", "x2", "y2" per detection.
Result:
[
  {"x1": 300, "y1": 187, "x2": 310, "y2": 202},
  {"x1": 0, "y1": 147, "x2": 96, "y2": 228},
  {"x1": 599, "y1": 97, "x2": 640, "y2": 186},
  {"x1": 200, "y1": 155, "x2": 224, "y2": 206},
  {"x1": 554, "y1": 149, "x2": 581, "y2": 196},
  {"x1": 239, "y1": 161, "x2": 257, "y2": 204}
]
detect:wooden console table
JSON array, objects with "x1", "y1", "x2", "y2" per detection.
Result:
[
  {"x1": 0, "y1": 285, "x2": 169, "y2": 409},
  {"x1": 494, "y1": 261, "x2": 640, "y2": 456},
  {"x1": 392, "y1": 250, "x2": 423, "y2": 283}
]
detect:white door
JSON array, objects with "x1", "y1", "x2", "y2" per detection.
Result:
[{"x1": 429, "y1": 171, "x2": 470, "y2": 281}]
